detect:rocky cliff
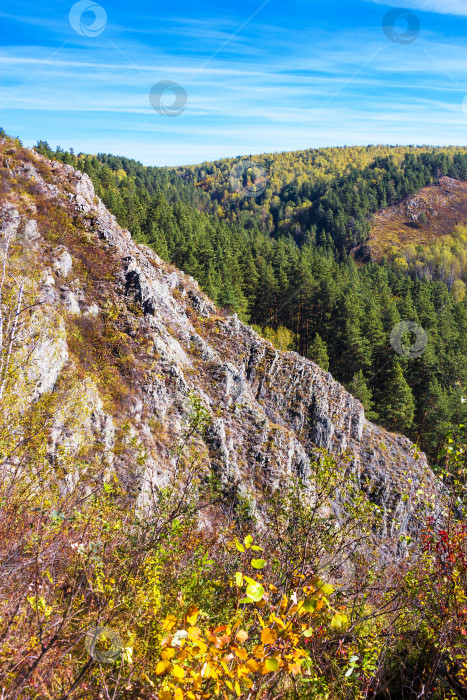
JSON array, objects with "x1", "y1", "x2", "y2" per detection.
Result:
[{"x1": 0, "y1": 140, "x2": 439, "y2": 539}]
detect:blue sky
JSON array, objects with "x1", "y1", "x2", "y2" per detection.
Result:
[{"x1": 2, "y1": 0, "x2": 467, "y2": 165}]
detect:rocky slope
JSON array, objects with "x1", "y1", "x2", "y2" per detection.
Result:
[
  {"x1": 0, "y1": 140, "x2": 439, "y2": 540},
  {"x1": 368, "y1": 176, "x2": 467, "y2": 260}
]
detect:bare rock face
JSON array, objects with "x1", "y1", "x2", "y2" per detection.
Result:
[{"x1": 0, "y1": 141, "x2": 441, "y2": 540}]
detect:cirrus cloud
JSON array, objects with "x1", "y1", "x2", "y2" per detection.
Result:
[{"x1": 362, "y1": 0, "x2": 467, "y2": 17}]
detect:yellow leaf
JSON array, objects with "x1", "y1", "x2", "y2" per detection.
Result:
[
  {"x1": 156, "y1": 660, "x2": 170, "y2": 676},
  {"x1": 236, "y1": 629, "x2": 248, "y2": 644},
  {"x1": 186, "y1": 605, "x2": 199, "y2": 626},
  {"x1": 141, "y1": 672, "x2": 154, "y2": 687},
  {"x1": 163, "y1": 614, "x2": 177, "y2": 631},
  {"x1": 237, "y1": 663, "x2": 249, "y2": 678},
  {"x1": 193, "y1": 642, "x2": 208, "y2": 655},
  {"x1": 261, "y1": 628, "x2": 277, "y2": 645},
  {"x1": 236, "y1": 648, "x2": 248, "y2": 660},
  {"x1": 162, "y1": 648, "x2": 175, "y2": 660},
  {"x1": 174, "y1": 688, "x2": 184, "y2": 700},
  {"x1": 235, "y1": 680, "x2": 241, "y2": 696},
  {"x1": 191, "y1": 672, "x2": 202, "y2": 690},
  {"x1": 172, "y1": 664, "x2": 185, "y2": 680},
  {"x1": 221, "y1": 661, "x2": 234, "y2": 677},
  {"x1": 225, "y1": 680, "x2": 233, "y2": 691},
  {"x1": 247, "y1": 658, "x2": 259, "y2": 672},
  {"x1": 159, "y1": 692, "x2": 171, "y2": 700}
]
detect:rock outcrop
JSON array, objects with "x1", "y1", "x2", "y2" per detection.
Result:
[{"x1": 0, "y1": 141, "x2": 440, "y2": 540}]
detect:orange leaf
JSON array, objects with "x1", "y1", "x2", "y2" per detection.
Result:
[
  {"x1": 261, "y1": 628, "x2": 277, "y2": 645},
  {"x1": 236, "y1": 629, "x2": 248, "y2": 644}
]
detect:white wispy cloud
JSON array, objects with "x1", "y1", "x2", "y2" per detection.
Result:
[{"x1": 362, "y1": 0, "x2": 467, "y2": 17}]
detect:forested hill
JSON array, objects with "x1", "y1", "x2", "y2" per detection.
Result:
[
  {"x1": 32, "y1": 138, "x2": 467, "y2": 461},
  {"x1": 171, "y1": 145, "x2": 467, "y2": 250}
]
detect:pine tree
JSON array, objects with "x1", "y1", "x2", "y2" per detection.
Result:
[
  {"x1": 381, "y1": 362, "x2": 415, "y2": 434},
  {"x1": 308, "y1": 333, "x2": 329, "y2": 372},
  {"x1": 347, "y1": 371, "x2": 378, "y2": 420}
]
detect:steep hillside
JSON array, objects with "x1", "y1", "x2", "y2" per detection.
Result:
[{"x1": 0, "y1": 139, "x2": 439, "y2": 537}]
